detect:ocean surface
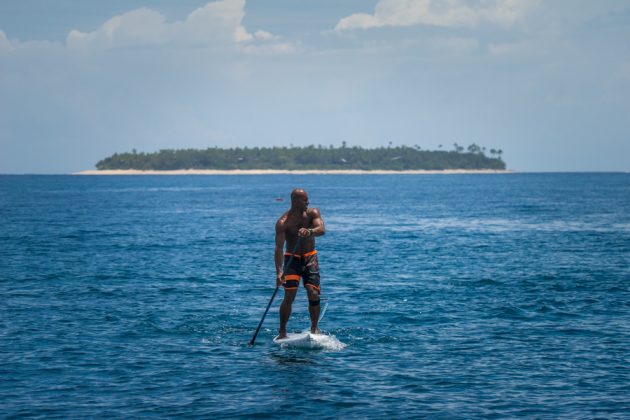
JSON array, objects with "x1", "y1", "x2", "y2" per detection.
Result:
[{"x1": 1, "y1": 173, "x2": 629, "y2": 418}]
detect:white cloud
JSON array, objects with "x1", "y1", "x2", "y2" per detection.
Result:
[
  {"x1": 335, "y1": 0, "x2": 538, "y2": 31},
  {"x1": 0, "y1": 30, "x2": 13, "y2": 52},
  {"x1": 67, "y1": 8, "x2": 166, "y2": 49},
  {"x1": 479, "y1": 0, "x2": 539, "y2": 26},
  {"x1": 254, "y1": 30, "x2": 278, "y2": 41},
  {"x1": 240, "y1": 42, "x2": 297, "y2": 55},
  {"x1": 178, "y1": 0, "x2": 252, "y2": 44},
  {"x1": 65, "y1": 0, "x2": 287, "y2": 52}
]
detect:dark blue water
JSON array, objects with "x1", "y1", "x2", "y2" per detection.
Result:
[{"x1": 1, "y1": 174, "x2": 629, "y2": 418}]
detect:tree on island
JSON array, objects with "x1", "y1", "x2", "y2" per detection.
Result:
[{"x1": 95, "y1": 143, "x2": 506, "y2": 171}]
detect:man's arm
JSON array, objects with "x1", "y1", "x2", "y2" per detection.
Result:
[
  {"x1": 275, "y1": 219, "x2": 286, "y2": 286},
  {"x1": 303, "y1": 208, "x2": 325, "y2": 237}
]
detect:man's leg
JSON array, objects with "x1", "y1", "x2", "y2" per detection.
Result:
[
  {"x1": 306, "y1": 287, "x2": 321, "y2": 334},
  {"x1": 279, "y1": 288, "x2": 297, "y2": 338}
]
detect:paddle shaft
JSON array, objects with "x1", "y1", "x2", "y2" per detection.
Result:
[{"x1": 249, "y1": 238, "x2": 302, "y2": 345}]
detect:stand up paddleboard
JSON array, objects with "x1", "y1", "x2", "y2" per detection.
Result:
[
  {"x1": 273, "y1": 332, "x2": 330, "y2": 349},
  {"x1": 272, "y1": 301, "x2": 332, "y2": 349}
]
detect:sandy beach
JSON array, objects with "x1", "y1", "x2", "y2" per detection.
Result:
[{"x1": 75, "y1": 169, "x2": 511, "y2": 175}]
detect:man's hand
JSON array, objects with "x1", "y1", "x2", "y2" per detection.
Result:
[
  {"x1": 276, "y1": 272, "x2": 285, "y2": 287},
  {"x1": 298, "y1": 227, "x2": 313, "y2": 237}
]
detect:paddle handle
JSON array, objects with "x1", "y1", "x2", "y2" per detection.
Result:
[{"x1": 249, "y1": 238, "x2": 302, "y2": 345}]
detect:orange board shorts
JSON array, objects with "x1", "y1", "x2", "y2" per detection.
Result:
[{"x1": 283, "y1": 250, "x2": 321, "y2": 294}]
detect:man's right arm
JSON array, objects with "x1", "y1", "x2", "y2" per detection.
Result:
[{"x1": 275, "y1": 219, "x2": 285, "y2": 286}]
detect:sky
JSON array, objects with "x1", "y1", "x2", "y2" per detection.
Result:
[{"x1": 1, "y1": 0, "x2": 629, "y2": 173}]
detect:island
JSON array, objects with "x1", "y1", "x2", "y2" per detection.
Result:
[{"x1": 87, "y1": 143, "x2": 506, "y2": 174}]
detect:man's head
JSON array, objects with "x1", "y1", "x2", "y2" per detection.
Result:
[{"x1": 291, "y1": 188, "x2": 309, "y2": 212}]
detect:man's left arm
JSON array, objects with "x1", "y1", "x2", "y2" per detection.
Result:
[{"x1": 308, "y1": 208, "x2": 325, "y2": 237}]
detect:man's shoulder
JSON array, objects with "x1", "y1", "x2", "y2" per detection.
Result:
[
  {"x1": 307, "y1": 208, "x2": 322, "y2": 218},
  {"x1": 276, "y1": 211, "x2": 289, "y2": 224}
]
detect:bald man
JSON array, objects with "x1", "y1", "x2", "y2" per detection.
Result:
[{"x1": 275, "y1": 188, "x2": 326, "y2": 339}]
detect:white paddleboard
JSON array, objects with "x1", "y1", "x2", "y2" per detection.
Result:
[{"x1": 273, "y1": 332, "x2": 329, "y2": 349}]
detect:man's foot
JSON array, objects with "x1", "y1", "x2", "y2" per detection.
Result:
[
  {"x1": 310, "y1": 327, "x2": 321, "y2": 334},
  {"x1": 277, "y1": 331, "x2": 288, "y2": 340}
]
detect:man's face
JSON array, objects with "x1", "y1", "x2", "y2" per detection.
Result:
[{"x1": 294, "y1": 194, "x2": 309, "y2": 211}]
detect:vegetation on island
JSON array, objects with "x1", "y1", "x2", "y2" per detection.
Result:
[{"x1": 96, "y1": 142, "x2": 505, "y2": 171}]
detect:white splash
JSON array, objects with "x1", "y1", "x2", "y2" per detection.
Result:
[{"x1": 277, "y1": 332, "x2": 347, "y2": 351}]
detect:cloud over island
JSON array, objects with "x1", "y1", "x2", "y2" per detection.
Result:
[
  {"x1": 335, "y1": 0, "x2": 539, "y2": 30},
  {"x1": 1, "y1": 0, "x2": 293, "y2": 54}
]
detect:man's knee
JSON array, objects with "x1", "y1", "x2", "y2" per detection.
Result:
[{"x1": 306, "y1": 288, "x2": 320, "y2": 306}]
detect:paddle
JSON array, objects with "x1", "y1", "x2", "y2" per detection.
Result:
[{"x1": 249, "y1": 237, "x2": 302, "y2": 346}]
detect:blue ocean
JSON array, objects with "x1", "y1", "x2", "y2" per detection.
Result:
[{"x1": 1, "y1": 173, "x2": 629, "y2": 418}]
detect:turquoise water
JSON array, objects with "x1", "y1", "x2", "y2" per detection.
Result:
[{"x1": 1, "y1": 174, "x2": 629, "y2": 418}]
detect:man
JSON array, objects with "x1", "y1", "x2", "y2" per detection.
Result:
[{"x1": 275, "y1": 188, "x2": 326, "y2": 339}]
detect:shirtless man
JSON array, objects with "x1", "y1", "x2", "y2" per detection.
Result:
[{"x1": 275, "y1": 188, "x2": 326, "y2": 339}]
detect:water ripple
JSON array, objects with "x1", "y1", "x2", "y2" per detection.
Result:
[{"x1": 1, "y1": 174, "x2": 629, "y2": 417}]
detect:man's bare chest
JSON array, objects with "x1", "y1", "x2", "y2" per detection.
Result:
[{"x1": 285, "y1": 214, "x2": 312, "y2": 235}]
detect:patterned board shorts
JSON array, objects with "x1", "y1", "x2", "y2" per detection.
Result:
[{"x1": 283, "y1": 250, "x2": 321, "y2": 294}]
